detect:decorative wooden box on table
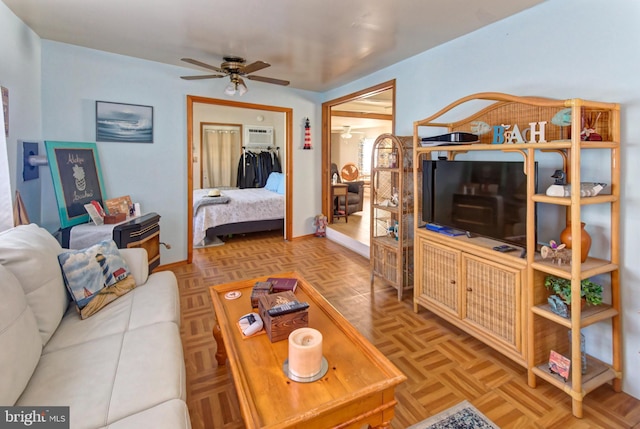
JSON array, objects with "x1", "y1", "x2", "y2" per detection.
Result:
[
  {"x1": 258, "y1": 291, "x2": 309, "y2": 342},
  {"x1": 412, "y1": 93, "x2": 621, "y2": 418}
]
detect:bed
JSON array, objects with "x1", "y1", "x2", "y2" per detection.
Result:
[{"x1": 193, "y1": 187, "x2": 285, "y2": 246}]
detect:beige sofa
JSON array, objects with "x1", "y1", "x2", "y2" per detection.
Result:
[{"x1": 0, "y1": 224, "x2": 191, "y2": 429}]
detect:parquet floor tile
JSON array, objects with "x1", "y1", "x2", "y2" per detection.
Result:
[{"x1": 165, "y1": 230, "x2": 640, "y2": 428}]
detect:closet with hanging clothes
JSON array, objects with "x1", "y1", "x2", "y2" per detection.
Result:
[{"x1": 237, "y1": 145, "x2": 281, "y2": 188}]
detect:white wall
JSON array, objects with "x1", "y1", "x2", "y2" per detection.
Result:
[
  {"x1": 37, "y1": 41, "x2": 322, "y2": 264},
  {"x1": 324, "y1": 0, "x2": 640, "y2": 399},
  {"x1": 0, "y1": 0, "x2": 42, "y2": 224}
]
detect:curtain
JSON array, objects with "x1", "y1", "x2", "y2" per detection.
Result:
[{"x1": 203, "y1": 129, "x2": 240, "y2": 188}]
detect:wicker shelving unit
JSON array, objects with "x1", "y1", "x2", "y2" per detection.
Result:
[
  {"x1": 412, "y1": 93, "x2": 621, "y2": 418},
  {"x1": 370, "y1": 134, "x2": 416, "y2": 300}
]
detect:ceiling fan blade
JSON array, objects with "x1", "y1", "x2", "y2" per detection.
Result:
[
  {"x1": 180, "y1": 58, "x2": 225, "y2": 73},
  {"x1": 180, "y1": 74, "x2": 224, "y2": 80},
  {"x1": 241, "y1": 61, "x2": 270, "y2": 75},
  {"x1": 247, "y1": 75, "x2": 290, "y2": 86}
]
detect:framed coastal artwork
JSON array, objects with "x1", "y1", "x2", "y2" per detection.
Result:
[
  {"x1": 96, "y1": 101, "x2": 153, "y2": 143},
  {"x1": 45, "y1": 141, "x2": 107, "y2": 228}
]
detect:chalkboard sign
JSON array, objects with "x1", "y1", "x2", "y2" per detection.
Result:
[{"x1": 45, "y1": 141, "x2": 107, "y2": 228}]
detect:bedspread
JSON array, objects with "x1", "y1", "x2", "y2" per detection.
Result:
[{"x1": 193, "y1": 187, "x2": 284, "y2": 245}]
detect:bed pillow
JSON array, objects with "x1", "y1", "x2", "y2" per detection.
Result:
[
  {"x1": 276, "y1": 173, "x2": 285, "y2": 195},
  {"x1": 265, "y1": 172, "x2": 282, "y2": 192},
  {"x1": 58, "y1": 240, "x2": 136, "y2": 319}
]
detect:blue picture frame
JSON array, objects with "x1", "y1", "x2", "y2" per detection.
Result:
[
  {"x1": 96, "y1": 101, "x2": 153, "y2": 143},
  {"x1": 45, "y1": 141, "x2": 107, "y2": 228}
]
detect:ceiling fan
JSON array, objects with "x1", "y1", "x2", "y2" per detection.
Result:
[
  {"x1": 180, "y1": 56, "x2": 290, "y2": 95},
  {"x1": 340, "y1": 126, "x2": 365, "y2": 139}
]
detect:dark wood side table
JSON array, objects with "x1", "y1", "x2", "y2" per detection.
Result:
[
  {"x1": 113, "y1": 213, "x2": 161, "y2": 272},
  {"x1": 331, "y1": 183, "x2": 349, "y2": 223},
  {"x1": 60, "y1": 212, "x2": 161, "y2": 272}
]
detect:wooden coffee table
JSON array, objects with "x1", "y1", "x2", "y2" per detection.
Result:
[{"x1": 209, "y1": 271, "x2": 406, "y2": 429}]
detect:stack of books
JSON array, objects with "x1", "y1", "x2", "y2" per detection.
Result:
[
  {"x1": 250, "y1": 277, "x2": 299, "y2": 308},
  {"x1": 250, "y1": 281, "x2": 273, "y2": 308},
  {"x1": 267, "y1": 277, "x2": 298, "y2": 293}
]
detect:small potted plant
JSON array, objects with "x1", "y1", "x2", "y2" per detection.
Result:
[{"x1": 544, "y1": 275, "x2": 603, "y2": 307}]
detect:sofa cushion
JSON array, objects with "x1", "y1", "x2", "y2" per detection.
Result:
[
  {"x1": 43, "y1": 276, "x2": 180, "y2": 355},
  {"x1": 100, "y1": 399, "x2": 191, "y2": 429},
  {"x1": 119, "y1": 248, "x2": 149, "y2": 287},
  {"x1": 0, "y1": 264, "x2": 42, "y2": 405},
  {"x1": 58, "y1": 240, "x2": 136, "y2": 319},
  {"x1": 0, "y1": 224, "x2": 69, "y2": 345},
  {"x1": 17, "y1": 322, "x2": 186, "y2": 429}
]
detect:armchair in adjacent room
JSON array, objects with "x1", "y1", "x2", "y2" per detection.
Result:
[{"x1": 331, "y1": 163, "x2": 364, "y2": 214}]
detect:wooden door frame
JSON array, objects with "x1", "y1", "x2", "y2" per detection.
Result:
[
  {"x1": 321, "y1": 80, "x2": 396, "y2": 220},
  {"x1": 186, "y1": 95, "x2": 293, "y2": 263}
]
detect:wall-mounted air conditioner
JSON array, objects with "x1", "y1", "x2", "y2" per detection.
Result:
[{"x1": 245, "y1": 126, "x2": 274, "y2": 147}]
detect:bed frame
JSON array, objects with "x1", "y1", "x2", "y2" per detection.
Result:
[{"x1": 204, "y1": 219, "x2": 284, "y2": 240}]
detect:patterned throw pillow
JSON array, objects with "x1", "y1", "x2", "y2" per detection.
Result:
[{"x1": 58, "y1": 240, "x2": 136, "y2": 319}]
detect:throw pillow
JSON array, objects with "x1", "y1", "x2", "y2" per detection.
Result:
[
  {"x1": 58, "y1": 240, "x2": 136, "y2": 319},
  {"x1": 265, "y1": 172, "x2": 282, "y2": 192},
  {"x1": 276, "y1": 173, "x2": 285, "y2": 195}
]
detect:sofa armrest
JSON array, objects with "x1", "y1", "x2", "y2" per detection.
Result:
[{"x1": 120, "y1": 248, "x2": 149, "y2": 286}]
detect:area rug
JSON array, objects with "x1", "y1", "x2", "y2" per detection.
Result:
[{"x1": 408, "y1": 400, "x2": 500, "y2": 429}]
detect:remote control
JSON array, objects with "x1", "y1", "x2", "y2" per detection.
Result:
[
  {"x1": 267, "y1": 300, "x2": 309, "y2": 317},
  {"x1": 493, "y1": 244, "x2": 518, "y2": 253}
]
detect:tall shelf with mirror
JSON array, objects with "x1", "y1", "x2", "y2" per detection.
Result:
[
  {"x1": 370, "y1": 134, "x2": 416, "y2": 300},
  {"x1": 412, "y1": 93, "x2": 621, "y2": 418}
]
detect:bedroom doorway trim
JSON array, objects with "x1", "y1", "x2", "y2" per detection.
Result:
[{"x1": 186, "y1": 95, "x2": 293, "y2": 263}]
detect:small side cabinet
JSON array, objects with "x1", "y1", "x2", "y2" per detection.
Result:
[
  {"x1": 61, "y1": 212, "x2": 161, "y2": 272},
  {"x1": 113, "y1": 212, "x2": 161, "y2": 272}
]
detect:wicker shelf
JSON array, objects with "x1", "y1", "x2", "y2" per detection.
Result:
[
  {"x1": 412, "y1": 92, "x2": 622, "y2": 419},
  {"x1": 532, "y1": 354, "x2": 617, "y2": 395},
  {"x1": 531, "y1": 194, "x2": 618, "y2": 206},
  {"x1": 371, "y1": 204, "x2": 401, "y2": 214},
  {"x1": 532, "y1": 303, "x2": 618, "y2": 328},
  {"x1": 531, "y1": 258, "x2": 618, "y2": 280},
  {"x1": 370, "y1": 134, "x2": 415, "y2": 301}
]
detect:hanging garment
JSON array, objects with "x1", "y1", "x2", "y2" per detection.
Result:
[{"x1": 237, "y1": 151, "x2": 258, "y2": 188}]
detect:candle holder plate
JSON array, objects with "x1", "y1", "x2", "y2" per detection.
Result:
[{"x1": 282, "y1": 357, "x2": 328, "y2": 383}]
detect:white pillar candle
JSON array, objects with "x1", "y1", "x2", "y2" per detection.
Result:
[{"x1": 288, "y1": 328, "x2": 323, "y2": 378}]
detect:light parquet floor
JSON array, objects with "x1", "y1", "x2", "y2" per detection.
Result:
[{"x1": 167, "y1": 230, "x2": 640, "y2": 429}]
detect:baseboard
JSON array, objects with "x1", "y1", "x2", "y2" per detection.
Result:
[{"x1": 326, "y1": 227, "x2": 369, "y2": 259}]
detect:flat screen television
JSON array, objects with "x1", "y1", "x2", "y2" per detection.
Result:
[{"x1": 422, "y1": 159, "x2": 536, "y2": 247}]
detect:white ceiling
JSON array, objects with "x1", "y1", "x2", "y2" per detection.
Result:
[{"x1": 3, "y1": 0, "x2": 544, "y2": 92}]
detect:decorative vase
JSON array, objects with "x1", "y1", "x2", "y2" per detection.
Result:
[{"x1": 560, "y1": 222, "x2": 591, "y2": 263}]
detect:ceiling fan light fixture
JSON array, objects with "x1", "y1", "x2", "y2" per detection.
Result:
[
  {"x1": 340, "y1": 126, "x2": 353, "y2": 139},
  {"x1": 224, "y1": 75, "x2": 248, "y2": 96},
  {"x1": 224, "y1": 81, "x2": 237, "y2": 96},
  {"x1": 237, "y1": 77, "x2": 248, "y2": 96},
  {"x1": 180, "y1": 56, "x2": 287, "y2": 93}
]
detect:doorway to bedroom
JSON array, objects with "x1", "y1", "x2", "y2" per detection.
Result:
[{"x1": 186, "y1": 95, "x2": 292, "y2": 263}]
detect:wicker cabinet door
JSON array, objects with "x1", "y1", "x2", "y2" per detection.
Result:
[
  {"x1": 418, "y1": 238, "x2": 460, "y2": 316},
  {"x1": 462, "y1": 255, "x2": 521, "y2": 352}
]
